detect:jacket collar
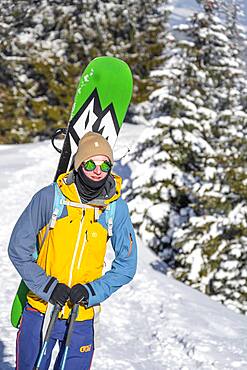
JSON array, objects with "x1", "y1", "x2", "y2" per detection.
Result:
[{"x1": 56, "y1": 171, "x2": 122, "y2": 206}]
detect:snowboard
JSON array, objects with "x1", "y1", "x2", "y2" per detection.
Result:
[
  {"x1": 54, "y1": 56, "x2": 133, "y2": 180},
  {"x1": 11, "y1": 56, "x2": 133, "y2": 328}
]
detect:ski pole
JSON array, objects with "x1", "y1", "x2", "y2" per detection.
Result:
[
  {"x1": 34, "y1": 303, "x2": 61, "y2": 370},
  {"x1": 60, "y1": 303, "x2": 79, "y2": 370}
]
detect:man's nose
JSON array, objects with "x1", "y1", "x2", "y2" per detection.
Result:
[{"x1": 94, "y1": 165, "x2": 101, "y2": 175}]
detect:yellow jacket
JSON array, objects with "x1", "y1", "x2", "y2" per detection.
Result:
[{"x1": 17, "y1": 171, "x2": 137, "y2": 320}]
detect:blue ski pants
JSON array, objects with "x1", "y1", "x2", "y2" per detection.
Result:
[{"x1": 16, "y1": 304, "x2": 94, "y2": 370}]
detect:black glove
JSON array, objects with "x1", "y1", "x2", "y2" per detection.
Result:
[
  {"x1": 70, "y1": 284, "x2": 89, "y2": 306},
  {"x1": 49, "y1": 283, "x2": 70, "y2": 307}
]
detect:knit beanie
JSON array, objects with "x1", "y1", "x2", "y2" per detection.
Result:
[{"x1": 74, "y1": 132, "x2": 114, "y2": 170}]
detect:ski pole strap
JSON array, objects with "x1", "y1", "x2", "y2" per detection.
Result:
[{"x1": 60, "y1": 304, "x2": 79, "y2": 370}]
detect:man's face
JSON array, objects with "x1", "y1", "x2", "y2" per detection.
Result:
[{"x1": 81, "y1": 155, "x2": 111, "y2": 181}]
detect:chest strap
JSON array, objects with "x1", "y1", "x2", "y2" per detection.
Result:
[
  {"x1": 42, "y1": 183, "x2": 116, "y2": 246},
  {"x1": 61, "y1": 200, "x2": 95, "y2": 209}
]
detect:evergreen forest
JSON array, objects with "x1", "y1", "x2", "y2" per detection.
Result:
[{"x1": 1, "y1": 0, "x2": 247, "y2": 314}]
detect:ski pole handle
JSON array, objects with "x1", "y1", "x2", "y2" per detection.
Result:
[
  {"x1": 65, "y1": 303, "x2": 79, "y2": 347},
  {"x1": 43, "y1": 303, "x2": 61, "y2": 342}
]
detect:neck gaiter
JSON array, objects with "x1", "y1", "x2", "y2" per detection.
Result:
[{"x1": 74, "y1": 167, "x2": 110, "y2": 203}]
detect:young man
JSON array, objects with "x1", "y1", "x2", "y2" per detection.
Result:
[{"x1": 8, "y1": 132, "x2": 137, "y2": 370}]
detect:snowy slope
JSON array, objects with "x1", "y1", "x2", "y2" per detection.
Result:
[
  {"x1": 171, "y1": 0, "x2": 247, "y2": 28},
  {"x1": 1, "y1": 124, "x2": 247, "y2": 369},
  {"x1": 171, "y1": 0, "x2": 199, "y2": 24}
]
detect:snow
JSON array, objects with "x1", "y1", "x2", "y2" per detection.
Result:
[
  {"x1": 1, "y1": 124, "x2": 247, "y2": 369},
  {"x1": 188, "y1": 249, "x2": 204, "y2": 281}
]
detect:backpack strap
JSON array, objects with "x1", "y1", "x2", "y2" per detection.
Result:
[
  {"x1": 49, "y1": 183, "x2": 66, "y2": 229},
  {"x1": 39, "y1": 183, "x2": 66, "y2": 248},
  {"x1": 105, "y1": 201, "x2": 117, "y2": 237},
  {"x1": 40, "y1": 184, "x2": 117, "y2": 249}
]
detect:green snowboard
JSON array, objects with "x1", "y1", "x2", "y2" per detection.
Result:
[
  {"x1": 54, "y1": 56, "x2": 133, "y2": 180},
  {"x1": 11, "y1": 56, "x2": 133, "y2": 328}
]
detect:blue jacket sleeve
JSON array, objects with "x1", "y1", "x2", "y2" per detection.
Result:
[
  {"x1": 8, "y1": 185, "x2": 58, "y2": 302},
  {"x1": 86, "y1": 198, "x2": 137, "y2": 307}
]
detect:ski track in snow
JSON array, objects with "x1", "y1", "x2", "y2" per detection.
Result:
[{"x1": 1, "y1": 124, "x2": 247, "y2": 370}]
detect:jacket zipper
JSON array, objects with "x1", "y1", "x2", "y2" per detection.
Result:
[
  {"x1": 68, "y1": 210, "x2": 85, "y2": 288},
  {"x1": 77, "y1": 231, "x2": 88, "y2": 270},
  {"x1": 128, "y1": 233, "x2": 133, "y2": 257},
  {"x1": 61, "y1": 186, "x2": 84, "y2": 318}
]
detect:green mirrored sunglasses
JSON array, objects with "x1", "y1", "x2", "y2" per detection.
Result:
[{"x1": 82, "y1": 159, "x2": 112, "y2": 173}]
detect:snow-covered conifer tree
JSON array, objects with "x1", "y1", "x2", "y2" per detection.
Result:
[{"x1": 127, "y1": 0, "x2": 247, "y2": 313}]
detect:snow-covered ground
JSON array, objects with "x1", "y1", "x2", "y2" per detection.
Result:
[
  {"x1": 1, "y1": 124, "x2": 247, "y2": 369},
  {"x1": 171, "y1": 0, "x2": 199, "y2": 24},
  {"x1": 171, "y1": 0, "x2": 247, "y2": 29}
]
